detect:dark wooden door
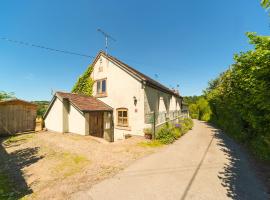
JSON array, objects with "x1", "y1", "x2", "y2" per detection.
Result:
[{"x1": 89, "y1": 112, "x2": 104, "y2": 138}]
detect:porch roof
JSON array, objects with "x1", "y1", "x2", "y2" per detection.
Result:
[{"x1": 56, "y1": 92, "x2": 113, "y2": 112}]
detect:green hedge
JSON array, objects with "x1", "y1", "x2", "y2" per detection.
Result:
[{"x1": 205, "y1": 33, "x2": 270, "y2": 160}]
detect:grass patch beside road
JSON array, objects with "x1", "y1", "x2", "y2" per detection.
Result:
[
  {"x1": 52, "y1": 152, "x2": 89, "y2": 178},
  {"x1": 3, "y1": 134, "x2": 34, "y2": 146},
  {"x1": 138, "y1": 140, "x2": 163, "y2": 148}
]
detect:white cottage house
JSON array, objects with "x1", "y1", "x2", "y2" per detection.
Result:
[{"x1": 44, "y1": 51, "x2": 183, "y2": 141}]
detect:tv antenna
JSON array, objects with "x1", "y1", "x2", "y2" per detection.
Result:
[{"x1": 97, "y1": 28, "x2": 116, "y2": 55}]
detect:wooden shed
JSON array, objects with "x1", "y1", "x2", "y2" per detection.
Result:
[{"x1": 0, "y1": 99, "x2": 37, "y2": 135}]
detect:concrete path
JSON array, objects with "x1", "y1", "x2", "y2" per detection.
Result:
[{"x1": 73, "y1": 120, "x2": 268, "y2": 200}]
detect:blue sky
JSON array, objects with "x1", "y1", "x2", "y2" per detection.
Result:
[{"x1": 0, "y1": 0, "x2": 269, "y2": 101}]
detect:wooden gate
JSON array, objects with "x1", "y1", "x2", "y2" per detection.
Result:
[{"x1": 89, "y1": 112, "x2": 104, "y2": 138}]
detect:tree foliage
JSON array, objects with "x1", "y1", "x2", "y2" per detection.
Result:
[
  {"x1": 71, "y1": 65, "x2": 94, "y2": 96},
  {"x1": 261, "y1": 0, "x2": 270, "y2": 8},
  {"x1": 0, "y1": 91, "x2": 14, "y2": 101},
  {"x1": 32, "y1": 101, "x2": 50, "y2": 117},
  {"x1": 205, "y1": 33, "x2": 270, "y2": 160},
  {"x1": 184, "y1": 96, "x2": 211, "y2": 121}
]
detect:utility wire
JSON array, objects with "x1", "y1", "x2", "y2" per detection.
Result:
[{"x1": 0, "y1": 37, "x2": 95, "y2": 58}]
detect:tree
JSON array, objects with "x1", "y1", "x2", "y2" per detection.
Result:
[
  {"x1": 0, "y1": 91, "x2": 14, "y2": 100},
  {"x1": 261, "y1": 0, "x2": 270, "y2": 8},
  {"x1": 205, "y1": 32, "x2": 270, "y2": 160},
  {"x1": 184, "y1": 96, "x2": 211, "y2": 121}
]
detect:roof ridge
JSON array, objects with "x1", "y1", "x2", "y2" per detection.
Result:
[{"x1": 100, "y1": 52, "x2": 181, "y2": 98}]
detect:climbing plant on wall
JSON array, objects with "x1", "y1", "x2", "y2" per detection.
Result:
[{"x1": 72, "y1": 65, "x2": 94, "y2": 96}]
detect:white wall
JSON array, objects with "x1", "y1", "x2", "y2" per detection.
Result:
[
  {"x1": 91, "y1": 55, "x2": 145, "y2": 140},
  {"x1": 68, "y1": 104, "x2": 86, "y2": 135},
  {"x1": 45, "y1": 98, "x2": 63, "y2": 132},
  {"x1": 144, "y1": 85, "x2": 182, "y2": 125}
]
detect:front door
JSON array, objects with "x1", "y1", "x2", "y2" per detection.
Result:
[{"x1": 89, "y1": 112, "x2": 104, "y2": 138}]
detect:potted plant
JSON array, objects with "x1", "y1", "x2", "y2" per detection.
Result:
[{"x1": 144, "y1": 128, "x2": 152, "y2": 140}]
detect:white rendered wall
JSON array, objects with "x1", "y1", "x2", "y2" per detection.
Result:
[
  {"x1": 45, "y1": 98, "x2": 64, "y2": 133},
  {"x1": 68, "y1": 104, "x2": 86, "y2": 135},
  {"x1": 91, "y1": 55, "x2": 145, "y2": 140}
]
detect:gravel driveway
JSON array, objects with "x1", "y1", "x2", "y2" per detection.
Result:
[
  {"x1": 0, "y1": 131, "x2": 159, "y2": 199},
  {"x1": 75, "y1": 120, "x2": 269, "y2": 200}
]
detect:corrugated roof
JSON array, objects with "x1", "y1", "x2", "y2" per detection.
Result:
[{"x1": 56, "y1": 92, "x2": 113, "y2": 112}]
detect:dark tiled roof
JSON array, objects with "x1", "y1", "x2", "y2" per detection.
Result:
[
  {"x1": 97, "y1": 51, "x2": 182, "y2": 99},
  {"x1": 56, "y1": 92, "x2": 113, "y2": 112}
]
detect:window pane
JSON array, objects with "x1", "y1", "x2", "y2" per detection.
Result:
[
  {"x1": 97, "y1": 81, "x2": 101, "y2": 93},
  {"x1": 123, "y1": 111, "x2": 127, "y2": 117},
  {"x1": 118, "y1": 111, "x2": 123, "y2": 117},
  {"x1": 119, "y1": 118, "x2": 123, "y2": 125},
  {"x1": 123, "y1": 118, "x2": 128, "y2": 125},
  {"x1": 102, "y1": 80, "x2": 106, "y2": 92}
]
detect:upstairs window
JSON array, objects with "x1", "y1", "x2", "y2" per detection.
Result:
[
  {"x1": 117, "y1": 108, "x2": 128, "y2": 127},
  {"x1": 96, "y1": 79, "x2": 107, "y2": 95}
]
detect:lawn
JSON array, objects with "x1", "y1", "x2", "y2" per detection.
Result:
[{"x1": 0, "y1": 132, "x2": 160, "y2": 199}]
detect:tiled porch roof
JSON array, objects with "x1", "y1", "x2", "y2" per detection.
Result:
[{"x1": 56, "y1": 92, "x2": 113, "y2": 112}]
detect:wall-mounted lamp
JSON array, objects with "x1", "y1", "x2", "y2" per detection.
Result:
[{"x1": 133, "y1": 96, "x2": 137, "y2": 106}]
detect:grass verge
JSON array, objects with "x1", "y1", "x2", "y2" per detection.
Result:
[
  {"x1": 138, "y1": 140, "x2": 163, "y2": 148},
  {"x1": 3, "y1": 134, "x2": 34, "y2": 146}
]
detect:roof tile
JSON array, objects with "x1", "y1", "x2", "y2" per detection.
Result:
[{"x1": 56, "y1": 92, "x2": 113, "y2": 112}]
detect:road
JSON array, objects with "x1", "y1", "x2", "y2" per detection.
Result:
[{"x1": 72, "y1": 120, "x2": 268, "y2": 200}]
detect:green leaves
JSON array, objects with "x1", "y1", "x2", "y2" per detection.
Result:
[
  {"x1": 0, "y1": 91, "x2": 14, "y2": 100},
  {"x1": 205, "y1": 33, "x2": 270, "y2": 160},
  {"x1": 184, "y1": 96, "x2": 211, "y2": 121},
  {"x1": 72, "y1": 65, "x2": 94, "y2": 96},
  {"x1": 261, "y1": 0, "x2": 270, "y2": 8}
]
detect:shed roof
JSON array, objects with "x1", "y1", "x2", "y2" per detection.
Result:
[
  {"x1": 0, "y1": 99, "x2": 37, "y2": 108},
  {"x1": 56, "y1": 92, "x2": 113, "y2": 112}
]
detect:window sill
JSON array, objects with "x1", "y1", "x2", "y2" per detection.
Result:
[
  {"x1": 95, "y1": 93, "x2": 107, "y2": 98},
  {"x1": 115, "y1": 126, "x2": 131, "y2": 131}
]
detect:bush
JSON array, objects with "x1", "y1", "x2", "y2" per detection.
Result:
[
  {"x1": 205, "y1": 33, "x2": 270, "y2": 160},
  {"x1": 156, "y1": 119, "x2": 193, "y2": 144},
  {"x1": 156, "y1": 123, "x2": 175, "y2": 144}
]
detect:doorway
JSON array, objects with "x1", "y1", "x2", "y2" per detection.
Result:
[{"x1": 89, "y1": 112, "x2": 104, "y2": 138}]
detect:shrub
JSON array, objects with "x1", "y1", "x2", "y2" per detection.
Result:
[
  {"x1": 156, "y1": 123, "x2": 175, "y2": 144},
  {"x1": 183, "y1": 118, "x2": 193, "y2": 130},
  {"x1": 172, "y1": 126, "x2": 181, "y2": 139},
  {"x1": 156, "y1": 119, "x2": 194, "y2": 144},
  {"x1": 205, "y1": 33, "x2": 270, "y2": 160}
]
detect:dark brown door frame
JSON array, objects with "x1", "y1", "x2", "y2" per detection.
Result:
[{"x1": 89, "y1": 111, "x2": 104, "y2": 138}]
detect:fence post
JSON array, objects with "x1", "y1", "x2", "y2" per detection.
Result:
[{"x1": 153, "y1": 111, "x2": 156, "y2": 140}]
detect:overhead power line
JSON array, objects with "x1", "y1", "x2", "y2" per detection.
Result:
[{"x1": 0, "y1": 37, "x2": 95, "y2": 58}]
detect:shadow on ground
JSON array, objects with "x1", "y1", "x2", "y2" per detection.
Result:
[
  {"x1": 203, "y1": 122, "x2": 269, "y2": 200},
  {"x1": 0, "y1": 135, "x2": 44, "y2": 199}
]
